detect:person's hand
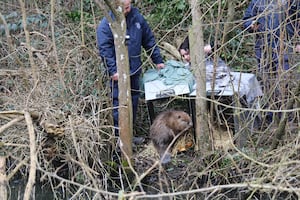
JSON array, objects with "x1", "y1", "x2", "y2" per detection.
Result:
[
  {"x1": 111, "y1": 72, "x2": 119, "y2": 81},
  {"x1": 250, "y1": 22, "x2": 260, "y2": 31},
  {"x1": 295, "y1": 44, "x2": 300, "y2": 53},
  {"x1": 204, "y1": 44, "x2": 212, "y2": 54},
  {"x1": 156, "y1": 63, "x2": 165, "y2": 70}
]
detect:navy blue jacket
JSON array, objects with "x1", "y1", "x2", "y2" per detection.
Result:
[
  {"x1": 97, "y1": 7, "x2": 163, "y2": 77},
  {"x1": 243, "y1": 0, "x2": 299, "y2": 46}
]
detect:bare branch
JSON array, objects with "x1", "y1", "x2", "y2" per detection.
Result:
[{"x1": 23, "y1": 111, "x2": 37, "y2": 200}]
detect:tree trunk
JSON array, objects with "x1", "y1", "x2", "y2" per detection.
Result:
[
  {"x1": 113, "y1": 23, "x2": 133, "y2": 163},
  {"x1": 189, "y1": 0, "x2": 211, "y2": 153},
  {"x1": 94, "y1": 0, "x2": 133, "y2": 162}
]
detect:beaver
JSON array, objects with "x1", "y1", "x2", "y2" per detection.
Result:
[{"x1": 150, "y1": 110, "x2": 193, "y2": 164}]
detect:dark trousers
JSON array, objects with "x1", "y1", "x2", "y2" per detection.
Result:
[
  {"x1": 111, "y1": 74, "x2": 140, "y2": 136},
  {"x1": 255, "y1": 40, "x2": 291, "y2": 121},
  {"x1": 255, "y1": 38, "x2": 290, "y2": 74}
]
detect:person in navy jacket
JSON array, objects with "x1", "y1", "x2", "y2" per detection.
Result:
[
  {"x1": 243, "y1": 0, "x2": 299, "y2": 73},
  {"x1": 97, "y1": 0, "x2": 164, "y2": 143},
  {"x1": 243, "y1": 0, "x2": 299, "y2": 122}
]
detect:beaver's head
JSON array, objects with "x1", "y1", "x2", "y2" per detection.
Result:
[{"x1": 168, "y1": 111, "x2": 192, "y2": 133}]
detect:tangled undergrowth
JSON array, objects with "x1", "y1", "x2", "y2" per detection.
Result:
[{"x1": 1, "y1": 1, "x2": 300, "y2": 200}]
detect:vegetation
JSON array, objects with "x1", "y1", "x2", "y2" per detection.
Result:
[{"x1": 0, "y1": 0, "x2": 299, "y2": 199}]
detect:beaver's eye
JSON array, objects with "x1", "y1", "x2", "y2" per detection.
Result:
[{"x1": 178, "y1": 115, "x2": 181, "y2": 119}]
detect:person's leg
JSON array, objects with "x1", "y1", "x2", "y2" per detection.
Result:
[
  {"x1": 112, "y1": 75, "x2": 140, "y2": 127},
  {"x1": 265, "y1": 45, "x2": 290, "y2": 123},
  {"x1": 273, "y1": 50, "x2": 291, "y2": 121},
  {"x1": 111, "y1": 80, "x2": 119, "y2": 136},
  {"x1": 111, "y1": 76, "x2": 144, "y2": 145},
  {"x1": 131, "y1": 75, "x2": 145, "y2": 145},
  {"x1": 283, "y1": 53, "x2": 289, "y2": 70},
  {"x1": 255, "y1": 40, "x2": 274, "y2": 124},
  {"x1": 110, "y1": 80, "x2": 121, "y2": 164},
  {"x1": 255, "y1": 44, "x2": 263, "y2": 74},
  {"x1": 131, "y1": 75, "x2": 140, "y2": 124}
]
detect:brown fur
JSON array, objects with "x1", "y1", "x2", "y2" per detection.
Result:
[{"x1": 150, "y1": 110, "x2": 193, "y2": 163}]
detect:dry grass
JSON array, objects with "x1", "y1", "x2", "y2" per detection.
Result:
[{"x1": 0, "y1": 1, "x2": 300, "y2": 199}]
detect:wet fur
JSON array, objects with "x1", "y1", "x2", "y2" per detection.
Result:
[{"x1": 150, "y1": 110, "x2": 193, "y2": 163}]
